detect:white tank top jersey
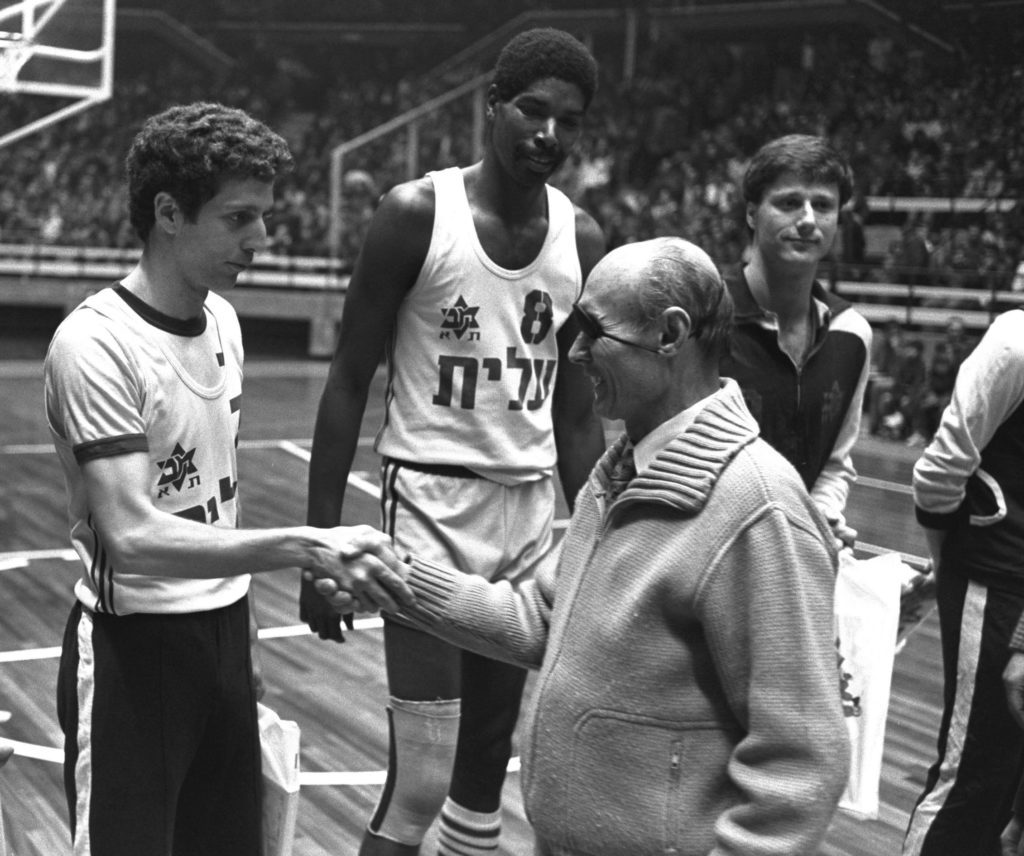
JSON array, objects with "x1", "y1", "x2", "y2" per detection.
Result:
[
  {"x1": 375, "y1": 167, "x2": 582, "y2": 483},
  {"x1": 43, "y1": 287, "x2": 249, "y2": 615}
]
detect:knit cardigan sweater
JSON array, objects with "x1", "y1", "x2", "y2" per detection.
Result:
[{"x1": 400, "y1": 380, "x2": 850, "y2": 856}]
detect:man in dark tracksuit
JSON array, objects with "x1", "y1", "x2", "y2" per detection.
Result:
[
  {"x1": 904, "y1": 308, "x2": 1024, "y2": 856},
  {"x1": 720, "y1": 135, "x2": 872, "y2": 544}
]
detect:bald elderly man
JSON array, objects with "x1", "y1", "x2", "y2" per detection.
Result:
[{"x1": 313, "y1": 237, "x2": 849, "y2": 856}]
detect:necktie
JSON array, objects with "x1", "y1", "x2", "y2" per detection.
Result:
[{"x1": 607, "y1": 444, "x2": 636, "y2": 502}]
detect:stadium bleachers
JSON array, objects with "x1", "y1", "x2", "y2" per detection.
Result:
[{"x1": 1, "y1": 1, "x2": 1021, "y2": 355}]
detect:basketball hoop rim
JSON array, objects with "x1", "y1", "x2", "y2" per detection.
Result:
[{"x1": 0, "y1": 38, "x2": 33, "y2": 90}]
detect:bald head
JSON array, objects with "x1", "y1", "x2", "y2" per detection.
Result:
[{"x1": 587, "y1": 237, "x2": 733, "y2": 360}]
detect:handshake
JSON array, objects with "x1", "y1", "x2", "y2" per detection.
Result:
[{"x1": 303, "y1": 524, "x2": 415, "y2": 615}]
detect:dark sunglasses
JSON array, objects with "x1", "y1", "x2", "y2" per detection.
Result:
[{"x1": 571, "y1": 304, "x2": 661, "y2": 354}]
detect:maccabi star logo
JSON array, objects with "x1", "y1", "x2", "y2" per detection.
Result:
[
  {"x1": 157, "y1": 443, "x2": 199, "y2": 492},
  {"x1": 440, "y1": 296, "x2": 480, "y2": 340}
]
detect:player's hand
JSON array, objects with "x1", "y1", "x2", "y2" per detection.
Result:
[
  {"x1": 1004, "y1": 652, "x2": 1024, "y2": 730},
  {"x1": 306, "y1": 525, "x2": 414, "y2": 614},
  {"x1": 299, "y1": 574, "x2": 351, "y2": 642}
]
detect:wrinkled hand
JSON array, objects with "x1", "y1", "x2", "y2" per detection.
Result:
[
  {"x1": 305, "y1": 525, "x2": 414, "y2": 615},
  {"x1": 1004, "y1": 651, "x2": 1024, "y2": 730},
  {"x1": 310, "y1": 573, "x2": 409, "y2": 615},
  {"x1": 1002, "y1": 816, "x2": 1024, "y2": 856}
]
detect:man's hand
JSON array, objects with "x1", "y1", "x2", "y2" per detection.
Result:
[
  {"x1": 309, "y1": 574, "x2": 409, "y2": 616},
  {"x1": 828, "y1": 518, "x2": 858, "y2": 551},
  {"x1": 1002, "y1": 815, "x2": 1024, "y2": 856},
  {"x1": 1004, "y1": 652, "x2": 1024, "y2": 730},
  {"x1": 305, "y1": 525, "x2": 414, "y2": 614},
  {"x1": 299, "y1": 575, "x2": 352, "y2": 642}
]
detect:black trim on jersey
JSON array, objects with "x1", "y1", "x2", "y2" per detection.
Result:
[
  {"x1": 87, "y1": 514, "x2": 115, "y2": 614},
  {"x1": 115, "y1": 285, "x2": 207, "y2": 336},
  {"x1": 74, "y1": 433, "x2": 148, "y2": 464}
]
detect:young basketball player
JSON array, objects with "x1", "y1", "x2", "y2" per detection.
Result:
[
  {"x1": 302, "y1": 28, "x2": 607, "y2": 856},
  {"x1": 44, "y1": 102, "x2": 410, "y2": 856}
]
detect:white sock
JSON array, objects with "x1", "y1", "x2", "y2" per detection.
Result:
[{"x1": 437, "y1": 797, "x2": 500, "y2": 855}]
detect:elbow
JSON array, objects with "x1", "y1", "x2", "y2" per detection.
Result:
[
  {"x1": 104, "y1": 534, "x2": 142, "y2": 576},
  {"x1": 96, "y1": 520, "x2": 156, "y2": 576}
]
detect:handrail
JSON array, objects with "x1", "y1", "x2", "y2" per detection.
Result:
[
  {"x1": 0, "y1": 244, "x2": 348, "y2": 289},
  {"x1": 2, "y1": 245, "x2": 1020, "y2": 327},
  {"x1": 327, "y1": 71, "x2": 491, "y2": 257},
  {"x1": 832, "y1": 277, "x2": 1022, "y2": 330},
  {"x1": 865, "y1": 196, "x2": 1019, "y2": 214}
]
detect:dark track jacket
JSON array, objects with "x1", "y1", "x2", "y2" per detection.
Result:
[{"x1": 721, "y1": 270, "x2": 872, "y2": 525}]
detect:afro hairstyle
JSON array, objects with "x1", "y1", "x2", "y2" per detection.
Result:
[{"x1": 492, "y1": 27, "x2": 598, "y2": 109}]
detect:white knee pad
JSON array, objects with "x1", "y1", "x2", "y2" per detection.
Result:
[{"x1": 370, "y1": 696, "x2": 461, "y2": 846}]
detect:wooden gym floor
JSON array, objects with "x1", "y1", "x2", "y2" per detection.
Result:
[{"x1": 0, "y1": 355, "x2": 939, "y2": 856}]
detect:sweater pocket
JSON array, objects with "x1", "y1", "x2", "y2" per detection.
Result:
[{"x1": 561, "y1": 710, "x2": 741, "y2": 856}]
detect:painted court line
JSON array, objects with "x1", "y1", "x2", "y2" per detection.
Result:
[
  {"x1": 857, "y1": 475, "x2": 913, "y2": 495},
  {"x1": 0, "y1": 620, "x2": 383, "y2": 664},
  {"x1": 278, "y1": 440, "x2": 378, "y2": 499},
  {"x1": 0, "y1": 548, "x2": 76, "y2": 566},
  {"x1": 858, "y1": 541, "x2": 927, "y2": 571},
  {"x1": 1, "y1": 740, "x2": 520, "y2": 786}
]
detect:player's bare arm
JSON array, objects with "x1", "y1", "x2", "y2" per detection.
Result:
[
  {"x1": 551, "y1": 207, "x2": 606, "y2": 510},
  {"x1": 302, "y1": 178, "x2": 434, "y2": 639},
  {"x1": 81, "y1": 451, "x2": 414, "y2": 612}
]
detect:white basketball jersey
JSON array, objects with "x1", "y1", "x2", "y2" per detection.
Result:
[
  {"x1": 44, "y1": 286, "x2": 249, "y2": 615},
  {"x1": 375, "y1": 167, "x2": 582, "y2": 482}
]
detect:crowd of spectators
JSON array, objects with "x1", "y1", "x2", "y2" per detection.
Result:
[
  {"x1": 867, "y1": 315, "x2": 978, "y2": 447},
  {"x1": 1, "y1": 17, "x2": 1022, "y2": 296}
]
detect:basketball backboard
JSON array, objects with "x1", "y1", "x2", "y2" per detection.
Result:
[{"x1": 0, "y1": 0, "x2": 115, "y2": 148}]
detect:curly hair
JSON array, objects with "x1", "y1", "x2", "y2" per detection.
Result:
[
  {"x1": 492, "y1": 27, "x2": 598, "y2": 108},
  {"x1": 126, "y1": 101, "x2": 294, "y2": 242},
  {"x1": 742, "y1": 134, "x2": 854, "y2": 207}
]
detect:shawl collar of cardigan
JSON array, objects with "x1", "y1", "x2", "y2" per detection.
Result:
[{"x1": 596, "y1": 379, "x2": 760, "y2": 516}]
